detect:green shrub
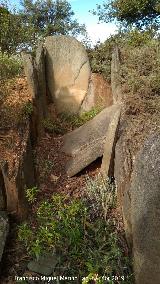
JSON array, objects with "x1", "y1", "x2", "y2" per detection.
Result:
[
  {"x1": 26, "y1": 186, "x2": 39, "y2": 203},
  {"x1": 42, "y1": 118, "x2": 66, "y2": 134},
  {"x1": 88, "y1": 30, "x2": 157, "y2": 84},
  {"x1": 85, "y1": 174, "x2": 116, "y2": 221},
  {"x1": 0, "y1": 52, "x2": 23, "y2": 81},
  {"x1": 120, "y1": 40, "x2": 160, "y2": 98},
  {"x1": 22, "y1": 101, "x2": 33, "y2": 117},
  {"x1": 18, "y1": 176, "x2": 133, "y2": 280},
  {"x1": 59, "y1": 106, "x2": 102, "y2": 130}
]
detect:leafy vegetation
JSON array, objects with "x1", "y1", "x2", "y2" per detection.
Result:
[
  {"x1": 59, "y1": 106, "x2": 103, "y2": 129},
  {"x1": 120, "y1": 39, "x2": 160, "y2": 99},
  {"x1": 0, "y1": 0, "x2": 86, "y2": 54},
  {"x1": 22, "y1": 101, "x2": 33, "y2": 117},
  {"x1": 43, "y1": 107, "x2": 103, "y2": 135},
  {"x1": 26, "y1": 187, "x2": 39, "y2": 203},
  {"x1": 0, "y1": 4, "x2": 27, "y2": 55},
  {"x1": 93, "y1": 0, "x2": 160, "y2": 30},
  {"x1": 18, "y1": 176, "x2": 133, "y2": 282},
  {"x1": 0, "y1": 52, "x2": 23, "y2": 81}
]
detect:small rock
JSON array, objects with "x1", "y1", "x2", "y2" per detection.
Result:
[{"x1": 27, "y1": 253, "x2": 57, "y2": 276}]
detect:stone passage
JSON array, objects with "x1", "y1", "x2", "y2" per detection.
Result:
[{"x1": 45, "y1": 35, "x2": 93, "y2": 113}]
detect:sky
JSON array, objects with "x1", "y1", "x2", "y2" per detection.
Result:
[{"x1": 9, "y1": 0, "x2": 117, "y2": 45}]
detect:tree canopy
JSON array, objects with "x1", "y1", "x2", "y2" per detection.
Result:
[
  {"x1": 0, "y1": 5, "x2": 27, "y2": 54},
  {"x1": 0, "y1": 0, "x2": 86, "y2": 54},
  {"x1": 94, "y1": 0, "x2": 160, "y2": 29}
]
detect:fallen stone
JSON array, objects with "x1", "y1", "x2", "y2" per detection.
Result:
[
  {"x1": 45, "y1": 35, "x2": 92, "y2": 114},
  {"x1": 28, "y1": 253, "x2": 57, "y2": 276},
  {"x1": 101, "y1": 105, "x2": 121, "y2": 177},
  {"x1": 62, "y1": 105, "x2": 120, "y2": 177},
  {"x1": 0, "y1": 211, "x2": 9, "y2": 262}
]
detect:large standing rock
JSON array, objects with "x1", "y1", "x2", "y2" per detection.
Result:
[
  {"x1": 111, "y1": 47, "x2": 122, "y2": 104},
  {"x1": 130, "y1": 132, "x2": 160, "y2": 284},
  {"x1": 35, "y1": 43, "x2": 48, "y2": 117},
  {"x1": 45, "y1": 35, "x2": 92, "y2": 114},
  {"x1": 0, "y1": 211, "x2": 9, "y2": 263},
  {"x1": 101, "y1": 106, "x2": 121, "y2": 177},
  {"x1": 22, "y1": 49, "x2": 48, "y2": 137},
  {"x1": 62, "y1": 105, "x2": 120, "y2": 177}
]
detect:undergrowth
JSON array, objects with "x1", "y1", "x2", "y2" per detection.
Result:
[
  {"x1": 18, "y1": 175, "x2": 133, "y2": 283},
  {"x1": 42, "y1": 106, "x2": 102, "y2": 135},
  {"x1": 120, "y1": 40, "x2": 160, "y2": 99},
  {"x1": 0, "y1": 52, "x2": 23, "y2": 103},
  {"x1": 0, "y1": 52, "x2": 23, "y2": 81}
]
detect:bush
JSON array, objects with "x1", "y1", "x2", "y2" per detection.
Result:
[
  {"x1": 88, "y1": 30, "x2": 157, "y2": 84},
  {"x1": 0, "y1": 52, "x2": 23, "y2": 81},
  {"x1": 18, "y1": 176, "x2": 133, "y2": 281},
  {"x1": 120, "y1": 39, "x2": 160, "y2": 98}
]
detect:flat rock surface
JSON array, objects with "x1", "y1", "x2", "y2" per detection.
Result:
[{"x1": 62, "y1": 105, "x2": 120, "y2": 177}]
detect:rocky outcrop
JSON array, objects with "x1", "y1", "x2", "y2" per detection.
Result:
[
  {"x1": 0, "y1": 211, "x2": 8, "y2": 263},
  {"x1": 62, "y1": 105, "x2": 120, "y2": 177},
  {"x1": 45, "y1": 35, "x2": 92, "y2": 114}
]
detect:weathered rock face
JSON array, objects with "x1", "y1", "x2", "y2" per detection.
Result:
[
  {"x1": 22, "y1": 48, "x2": 48, "y2": 137},
  {"x1": 45, "y1": 35, "x2": 92, "y2": 113},
  {"x1": 0, "y1": 123, "x2": 35, "y2": 218},
  {"x1": 0, "y1": 211, "x2": 9, "y2": 263},
  {"x1": 92, "y1": 73, "x2": 113, "y2": 109},
  {"x1": 62, "y1": 105, "x2": 120, "y2": 177},
  {"x1": 101, "y1": 105, "x2": 121, "y2": 177},
  {"x1": 80, "y1": 73, "x2": 113, "y2": 113},
  {"x1": 130, "y1": 132, "x2": 160, "y2": 284},
  {"x1": 115, "y1": 130, "x2": 160, "y2": 283},
  {"x1": 114, "y1": 134, "x2": 133, "y2": 247},
  {"x1": 111, "y1": 47, "x2": 122, "y2": 104}
]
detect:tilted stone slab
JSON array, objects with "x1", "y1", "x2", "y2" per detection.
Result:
[
  {"x1": 62, "y1": 105, "x2": 120, "y2": 177},
  {"x1": 45, "y1": 35, "x2": 92, "y2": 114},
  {"x1": 0, "y1": 211, "x2": 9, "y2": 262}
]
